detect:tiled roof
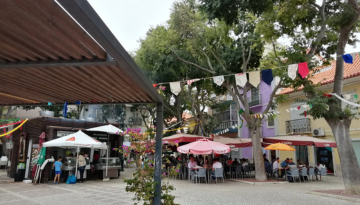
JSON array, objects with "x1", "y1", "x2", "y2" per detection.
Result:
[{"x1": 280, "y1": 54, "x2": 360, "y2": 94}]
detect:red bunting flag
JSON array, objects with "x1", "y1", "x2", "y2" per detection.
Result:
[
  {"x1": 323, "y1": 93, "x2": 332, "y2": 98},
  {"x1": 298, "y1": 62, "x2": 309, "y2": 78},
  {"x1": 152, "y1": 84, "x2": 158, "y2": 87},
  {"x1": 304, "y1": 111, "x2": 307, "y2": 117},
  {"x1": 297, "y1": 106, "x2": 301, "y2": 110}
]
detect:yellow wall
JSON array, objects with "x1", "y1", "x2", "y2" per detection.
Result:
[{"x1": 277, "y1": 82, "x2": 360, "y2": 176}]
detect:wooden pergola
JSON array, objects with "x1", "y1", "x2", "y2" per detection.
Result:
[{"x1": 0, "y1": 0, "x2": 164, "y2": 203}]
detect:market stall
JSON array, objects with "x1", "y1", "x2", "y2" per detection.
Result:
[{"x1": 42, "y1": 130, "x2": 108, "y2": 181}]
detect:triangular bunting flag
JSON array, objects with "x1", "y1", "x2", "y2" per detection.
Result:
[
  {"x1": 261, "y1": 69, "x2": 273, "y2": 85},
  {"x1": 304, "y1": 111, "x2": 307, "y2": 117},
  {"x1": 286, "y1": 109, "x2": 290, "y2": 112},
  {"x1": 288, "y1": 64, "x2": 298, "y2": 80},
  {"x1": 298, "y1": 62, "x2": 309, "y2": 78},
  {"x1": 152, "y1": 84, "x2": 158, "y2": 87},
  {"x1": 342, "y1": 54, "x2": 353, "y2": 64},
  {"x1": 213, "y1": 76, "x2": 225, "y2": 86},
  {"x1": 187, "y1": 79, "x2": 200, "y2": 86},
  {"x1": 235, "y1": 73, "x2": 247, "y2": 87},
  {"x1": 345, "y1": 94, "x2": 351, "y2": 100},
  {"x1": 351, "y1": 53, "x2": 357, "y2": 60},
  {"x1": 249, "y1": 71, "x2": 260, "y2": 87},
  {"x1": 354, "y1": 94, "x2": 358, "y2": 100},
  {"x1": 297, "y1": 106, "x2": 301, "y2": 110},
  {"x1": 170, "y1": 82, "x2": 181, "y2": 96}
]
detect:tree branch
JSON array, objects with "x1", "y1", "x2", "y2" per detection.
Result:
[
  {"x1": 171, "y1": 49, "x2": 216, "y2": 74},
  {"x1": 209, "y1": 49, "x2": 227, "y2": 71},
  {"x1": 263, "y1": 79, "x2": 284, "y2": 114},
  {"x1": 307, "y1": 0, "x2": 327, "y2": 57},
  {"x1": 272, "y1": 42, "x2": 282, "y2": 63},
  {"x1": 202, "y1": 51, "x2": 214, "y2": 71}
]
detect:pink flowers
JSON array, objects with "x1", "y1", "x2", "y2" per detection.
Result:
[
  {"x1": 112, "y1": 148, "x2": 115, "y2": 151},
  {"x1": 175, "y1": 170, "x2": 179, "y2": 172}
]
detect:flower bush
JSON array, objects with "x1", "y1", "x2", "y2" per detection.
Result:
[{"x1": 116, "y1": 128, "x2": 179, "y2": 205}]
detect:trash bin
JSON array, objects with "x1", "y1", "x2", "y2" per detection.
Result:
[{"x1": 15, "y1": 169, "x2": 25, "y2": 182}]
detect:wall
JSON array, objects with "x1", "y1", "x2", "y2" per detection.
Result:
[
  {"x1": 241, "y1": 81, "x2": 276, "y2": 158},
  {"x1": 277, "y1": 82, "x2": 360, "y2": 176}
]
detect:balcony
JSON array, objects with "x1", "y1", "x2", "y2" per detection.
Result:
[
  {"x1": 215, "y1": 120, "x2": 237, "y2": 130},
  {"x1": 286, "y1": 119, "x2": 311, "y2": 134},
  {"x1": 247, "y1": 94, "x2": 261, "y2": 107}
]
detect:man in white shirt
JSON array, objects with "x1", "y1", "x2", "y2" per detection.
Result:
[
  {"x1": 188, "y1": 156, "x2": 197, "y2": 182},
  {"x1": 212, "y1": 158, "x2": 223, "y2": 181},
  {"x1": 242, "y1": 159, "x2": 249, "y2": 168},
  {"x1": 273, "y1": 157, "x2": 279, "y2": 170}
]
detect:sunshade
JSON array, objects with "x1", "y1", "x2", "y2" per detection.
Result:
[
  {"x1": 42, "y1": 130, "x2": 107, "y2": 149},
  {"x1": 213, "y1": 136, "x2": 253, "y2": 148},
  {"x1": 177, "y1": 139, "x2": 231, "y2": 154},
  {"x1": 265, "y1": 143, "x2": 296, "y2": 151},
  {"x1": 87, "y1": 124, "x2": 123, "y2": 134},
  {"x1": 162, "y1": 133, "x2": 208, "y2": 143},
  {"x1": 262, "y1": 135, "x2": 337, "y2": 148}
]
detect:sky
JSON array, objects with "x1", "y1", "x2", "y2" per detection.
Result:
[
  {"x1": 88, "y1": 0, "x2": 176, "y2": 53},
  {"x1": 89, "y1": 0, "x2": 359, "y2": 55}
]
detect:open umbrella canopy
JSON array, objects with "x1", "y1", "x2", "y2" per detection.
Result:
[
  {"x1": 42, "y1": 130, "x2": 107, "y2": 149},
  {"x1": 213, "y1": 136, "x2": 253, "y2": 148},
  {"x1": 265, "y1": 143, "x2": 295, "y2": 151},
  {"x1": 177, "y1": 139, "x2": 231, "y2": 155},
  {"x1": 86, "y1": 124, "x2": 123, "y2": 134},
  {"x1": 162, "y1": 133, "x2": 208, "y2": 143},
  {"x1": 262, "y1": 135, "x2": 337, "y2": 148}
]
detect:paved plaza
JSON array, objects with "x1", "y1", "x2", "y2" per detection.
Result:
[{"x1": 0, "y1": 168, "x2": 357, "y2": 205}]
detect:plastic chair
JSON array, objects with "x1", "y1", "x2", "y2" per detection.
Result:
[
  {"x1": 235, "y1": 165, "x2": 242, "y2": 178},
  {"x1": 288, "y1": 167, "x2": 301, "y2": 183},
  {"x1": 214, "y1": 168, "x2": 224, "y2": 183},
  {"x1": 242, "y1": 165, "x2": 250, "y2": 178},
  {"x1": 308, "y1": 167, "x2": 316, "y2": 181},
  {"x1": 194, "y1": 168, "x2": 207, "y2": 184},
  {"x1": 319, "y1": 167, "x2": 327, "y2": 180},
  {"x1": 300, "y1": 167, "x2": 309, "y2": 182},
  {"x1": 188, "y1": 168, "x2": 195, "y2": 182}
]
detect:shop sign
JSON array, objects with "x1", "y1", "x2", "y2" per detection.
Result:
[{"x1": 57, "y1": 131, "x2": 76, "y2": 137}]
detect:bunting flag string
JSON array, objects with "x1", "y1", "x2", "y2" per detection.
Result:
[{"x1": 0, "y1": 119, "x2": 28, "y2": 138}]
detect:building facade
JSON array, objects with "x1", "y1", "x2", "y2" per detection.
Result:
[{"x1": 277, "y1": 54, "x2": 360, "y2": 176}]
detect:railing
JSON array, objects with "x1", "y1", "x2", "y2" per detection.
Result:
[
  {"x1": 286, "y1": 118, "x2": 311, "y2": 133},
  {"x1": 215, "y1": 120, "x2": 237, "y2": 130},
  {"x1": 247, "y1": 94, "x2": 262, "y2": 107}
]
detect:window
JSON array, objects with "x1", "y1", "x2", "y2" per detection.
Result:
[
  {"x1": 267, "y1": 117, "x2": 275, "y2": 128},
  {"x1": 250, "y1": 87, "x2": 259, "y2": 101}
]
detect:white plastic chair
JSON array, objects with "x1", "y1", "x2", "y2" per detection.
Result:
[
  {"x1": 308, "y1": 167, "x2": 316, "y2": 181},
  {"x1": 194, "y1": 168, "x2": 207, "y2": 184},
  {"x1": 214, "y1": 168, "x2": 224, "y2": 183},
  {"x1": 319, "y1": 167, "x2": 327, "y2": 180},
  {"x1": 300, "y1": 167, "x2": 309, "y2": 182},
  {"x1": 288, "y1": 167, "x2": 301, "y2": 183}
]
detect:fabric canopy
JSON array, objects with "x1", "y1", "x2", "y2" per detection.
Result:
[
  {"x1": 162, "y1": 134, "x2": 208, "y2": 143},
  {"x1": 177, "y1": 139, "x2": 231, "y2": 155},
  {"x1": 42, "y1": 130, "x2": 107, "y2": 149},
  {"x1": 86, "y1": 124, "x2": 123, "y2": 134},
  {"x1": 213, "y1": 136, "x2": 253, "y2": 148},
  {"x1": 262, "y1": 135, "x2": 337, "y2": 148}
]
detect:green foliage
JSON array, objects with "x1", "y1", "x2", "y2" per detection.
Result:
[
  {"x1": 21, "y1": 105, "x2": 64, "y2": 117},
  {"x1": 119, "y1": 129, "x2": 179, "y2": 205}
]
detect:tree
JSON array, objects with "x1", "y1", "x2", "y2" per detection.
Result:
[
  {"x1": 0, "y1": 106, "x2": 16, "y2": 156},
  {"x1": 201, "y1": 0, "x2": 360, "y2": 193}
]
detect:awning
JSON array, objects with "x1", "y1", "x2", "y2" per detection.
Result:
[
  {"x1": 262, "y1": 135, "x2": 337, "y2": 148},
  {"x1": 162, "y1": 134, "x2": 208, "y2": 143},
  {"x1": 213, "y1": 136, "x2": 253, "y2": 148}
]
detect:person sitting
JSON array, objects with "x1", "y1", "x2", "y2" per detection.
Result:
[
  {"x1": 203, "y1": 158, "x2": 210, "y2": 168},
  {"x1": 227, "y1": 157, "x2": 234, "y2": 165},
  {"x1": 198, "y1": 155, "x2": 204, "y2": 166},
  {"x1": 288, "y1": 158, "x2": 296, "y2": 165},
  {"x1": 242, "y1": 159, "x2": 249, "y2": 169},
  {"x1": 263, "y1": 153, "x2": 269, "y2": 162},
  {"x1": 273, "y1": 157, "x2": 280, "y2": 176},
  {"x1": 211, "y1": 158, "x2": 223, "y2": 182},
  {"x1": 297, "y1": 159, "x2": 305, "y2": 168},
  {"x1": 281, "y1": 158, "x2": 290, "y2": 168},
  {"x1": 232, "y1": 158, "x2": 239, "y2": 167},
  {"x1": 188, "y1": 156, "x2": 197, "y2": 182}
]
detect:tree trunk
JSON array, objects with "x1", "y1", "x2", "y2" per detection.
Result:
[
  {"x1": 327, "y1": 118, "x2": 360, "y2": 194},
  {"x1": 249, "y1": 122, "x2": 267, "y2": 181}
]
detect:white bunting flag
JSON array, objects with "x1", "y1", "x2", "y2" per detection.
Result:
[
  {"x1": 345, "y1": 94, "x2": 351, "y2": 100},
  {"x1": 213, "y1": 76, "x2": 225, "y2": 86},
  {"x1": 249, "y1": 71, "x2": 260, "y2": 87},
  {"x1": 302, "y1": 105, "x2": 308, "y2": 108},
  {"x1": 260, "y1": 114, "x2": 263, "y2": 118},
  {"x1": 234, "y1": 124, "x2": 238, "y2": 127},
  {"x1": 170, "y1": 82, "x2": 181, "y2": 96},
  {"x1": 288, "y1": 64, "x2": 298, "y2": 80},
  {"x1": 276, "y1": 111, "x2": 280, "y2": 114},
  {"x1": 286, "y1": 109, "x2": 290, "y2": 112},
  {"x1": 187, "y1": 79, "x2": 200, "y2": 86},
  {"x1": 235, "y1": 73, "x2": 247, "y2": 87}
]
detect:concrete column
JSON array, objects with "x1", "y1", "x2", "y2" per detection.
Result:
[{"x1": 154, "y1": 104, "x2": 163, "y2": 205}]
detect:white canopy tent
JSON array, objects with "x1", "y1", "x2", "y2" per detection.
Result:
[
  {"x1": 87, "y1": 124, "x2": 123, "y2": 134},
  {"x1": 42, "y1": 130, "x2": 108, "y2": 178}
]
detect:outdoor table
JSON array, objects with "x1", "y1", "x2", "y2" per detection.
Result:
[{"x1": 279, "y1": 168, "x2": 288, "y2": 181}]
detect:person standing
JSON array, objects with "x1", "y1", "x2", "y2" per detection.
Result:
[
  {"x1": 53, "y1": 157, "x2": 62, "y2": 184},
  {"x1": 78, "y1": 152, "x2": 86, "y2": 183}
]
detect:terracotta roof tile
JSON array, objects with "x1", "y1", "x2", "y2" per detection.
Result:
[{"x1": 280, "y1": 54, "x2": 360, "y2": 94}]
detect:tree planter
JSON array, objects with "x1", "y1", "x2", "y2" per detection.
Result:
[{"x1": 40, "y1": 110, "x2": 54, "y2": 117}]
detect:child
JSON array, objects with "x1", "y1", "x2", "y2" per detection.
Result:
[{"x1": 53, "y1": 156, "x2": 62, "y2": 184}]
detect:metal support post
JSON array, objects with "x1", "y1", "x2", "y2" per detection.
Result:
[{"x1": 154, "y1": 103, "x2": 163, "y2": 205}]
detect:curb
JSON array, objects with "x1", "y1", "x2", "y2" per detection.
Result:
[
  {"x1": 229, "y1": 179, "x2": 289, "y2": 185},
  {"x1": 308, "y1": 191, "x2": 360, "y2": 203}
]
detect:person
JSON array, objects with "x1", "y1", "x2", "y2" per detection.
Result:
[
  {"x1": 203, "y1": 157, "x2": 210, "y2": 168},
  {"x1": 188, "y1": 156, "x2": 197, "y2": 182},
  {"x1": 316, "y1": 163, "x2": 326, "y2": 180},
  {"x1": 263, "y1": 153, "x2": 269, "y2": 162},
  {"x1": 231, "y1": 158, "x2": 239, "y2": 167},
  {"x1": 78, "y1": 152, "x2": 86, "y2": 183},
  {"x1": 288, "y1": 158, "x2": 296, "y2": 165},
  {"x1": 273, "y1": 157, "x2": 279, "y2": 170},
  {"x1": 242, "y1": 159, "x2": 249, "y2": 169},
  {"x1": 297, "y1": 159, "x2": 305, "y2": 168},
  {"x1": 53, "y1": 156, "x2": 62, "y2": 184},
  {"x1": 212, "y1": 158, "x2": 223, "y2": 181},
  {"x1": 227, "y1": 157, "x2": 234, "y2": 165},
  {"x1": 198, "y1": 155, "x2": 204, "y2": 166},
  {"x1": 93, "y1": 152, "x2": 99, "y2": 163},
  {"x1": 281, "y1": 158, "x2": 290, "y2": 168}
]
